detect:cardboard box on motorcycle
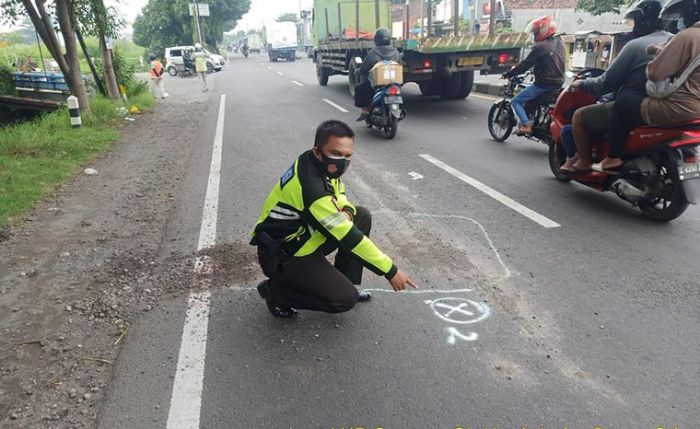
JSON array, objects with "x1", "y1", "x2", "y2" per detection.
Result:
[{"x1": 370, "y1": 61, "x2": 404, "y2": 87}]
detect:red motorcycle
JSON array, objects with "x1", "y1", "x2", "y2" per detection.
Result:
[{"x1": 549, "y1": 70, "x2": 700, "y2": 222}]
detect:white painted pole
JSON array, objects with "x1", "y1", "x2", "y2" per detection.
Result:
[{"x1": 67, "y1": 95, "x2": 82, "y2": 128}]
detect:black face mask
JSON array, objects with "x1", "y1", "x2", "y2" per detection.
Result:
[{"x1": 318, "y1": 151, "x2": 350, "y2": 178}]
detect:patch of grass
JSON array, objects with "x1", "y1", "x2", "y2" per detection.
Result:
[{"x1": 0, "y1": 92, "x2": 153, "y2": 227}]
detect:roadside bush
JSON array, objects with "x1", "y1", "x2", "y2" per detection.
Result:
[
  {"x1": 0, "y1": 64, "x2": 16, "y2": 96},
  {"x1": 111, "y1": 51, "x2": 149, "y2": 97}
]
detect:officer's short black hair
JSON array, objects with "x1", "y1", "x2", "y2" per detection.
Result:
[{"x1": 314, "y1": 120, "x2": 354, "y2": 148}]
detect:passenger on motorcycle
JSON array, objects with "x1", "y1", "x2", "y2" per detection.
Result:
[
  {"x1": 643, "y1": 0, "x2": 700, "y2": 126},
  {"x1": 564, "y1": 0, "x2": 671, "y2": 174},
  {"x1": 502, "y1": 16, "x2": 565, "y2": 136},
  {"x1": 355, "y1": 28, "x2": 401, "y2": 121}
]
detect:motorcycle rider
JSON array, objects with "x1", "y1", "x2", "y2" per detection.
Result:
[
  {"x1": 502, "y1": 16, "x2": 566, "y2": 136},
  {"x1": 564, "y1": 0, "x2": 671, "y2": 174},
  {"x1": 642, "y1": 0, "x2": 700, "y2": 126},
  {"x1": 241, "y1": 41, "x2": 249, "y2": 57},
  {"x1": 355, "y1": 27, "x2": 401, "y2": 121}
]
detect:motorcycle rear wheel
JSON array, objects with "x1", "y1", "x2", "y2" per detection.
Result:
[
  {"x1": 638, "y1": 157, "x2": 689, "y2": 222},
  {"x1": 548, "y1": 142, "x2": 572, "y2": 182},
  {"x1": 487, "y1": 103, "x2": 513, "y2": 142},
  {"x1": 384, "y1": 116, "x2": 398, "y2": 139}
]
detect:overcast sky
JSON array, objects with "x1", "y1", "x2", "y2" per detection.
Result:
[{"x1": 1, "y1": 0, "x2": 311, "y2": 34}]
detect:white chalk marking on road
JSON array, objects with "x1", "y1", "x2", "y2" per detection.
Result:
[
  {"x1": 266, "y1": 66, "x2": 272, "y2": 70},
  {"x1": 292, "y1": 80, "x2": 304, "y2": 87},
  {"x1": 406, "y1": 213, "x2": 511, "y2": 281},
  {"x1": 425, "y1": 297, "x2": 491, "y2": 325},
  {"x1": 447, "y1": 327, "x2": 479, "y2": 344},
  {"x1": 277, "y1": 71, "x2": 284, "y2": 76},
  {"x1": 166, "y1": 94, "x2": 226, "y2": 429},
  {"x1": 408, "y1": 171, "x2": 424, "y2": 181},
  {"x1": 419, "y1": 154, "x2": 561, "y2": 229},
  {"x1": 361, "y1": 288, "x2": 473, "y2": 294},
  {"x1": 323, "y1": 98, "x2": 349, "y2": 113}
]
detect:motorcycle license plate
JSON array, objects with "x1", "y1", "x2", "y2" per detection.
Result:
[
  {"x1": 678, "y1": 161, "x2": 700, "y2": 181},
  {"x1": 457, "y1": 56, "x2": 484, "y2": 67},
  {"x1": 384, "y1": 96, "x2": 403, "y2": 104}
]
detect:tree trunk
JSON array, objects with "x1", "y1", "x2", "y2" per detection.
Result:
[
  {"x1": 76, "y1": 28, "x2": 106, "y2": 97},
  {"x1": 99, "y1": 34, "x2": 121, "y2": 100},
  {"x1": 56, "y1": 0, "x2": 92, "y2": 115}
]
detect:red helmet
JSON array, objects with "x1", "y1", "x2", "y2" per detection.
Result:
[{"x1": 527, "y1": 16, "x2": 557, "y2": 42}]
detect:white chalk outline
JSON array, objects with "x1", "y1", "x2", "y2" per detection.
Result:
[
  {"x1": 447, "y1": 327, "x2": 479, "y2": 344},
  {"x1": 166, "y1": 95, "x2": 226, "y2": 429},
  {"x1": 419, "y1": 153, "x2": 561, "y2": 229},
  {"x1": 425, "y1": 298, "x2": 491, "y2": 325},
  {"x1": 322, "y1": 98, "x2": 349, "y2": 113}
]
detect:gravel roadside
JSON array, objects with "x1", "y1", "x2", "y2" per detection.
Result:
[{"x1": 0, "y1": 100, "x2": 206, "y2": 428}]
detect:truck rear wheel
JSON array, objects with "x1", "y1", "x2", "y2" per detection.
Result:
[
  {"x1": 455, "y1": 71, "x2": 475, "y2": 99},
  {"x1": 438, "y1": 73, "x2": 463, "y2": 100},
  {"x1": 316, "y1": 55, "x2": 329, "y2": 86},
  {"x1": 418, "y1": 82, "x2": 436, "y2": 96}
]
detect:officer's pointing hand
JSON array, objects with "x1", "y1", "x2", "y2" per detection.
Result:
[{"x1": 388, "y1": 269, "x2": 418, "y2": 291}]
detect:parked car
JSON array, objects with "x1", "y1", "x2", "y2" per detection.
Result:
[
  {"x1": 164, "y1": 46, "x2": 222, "y2": 74},
  {"x1": 204, "y1": 48, "x2": 226, "y2": 70}
]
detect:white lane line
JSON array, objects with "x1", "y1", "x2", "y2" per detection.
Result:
[
  {"x1": 292, "y1": 80, "x2": 304, "y2": 87},
  {"x1": 322, "y1": 98, "x2": 349, "y2": 113},
  {"x1": 277, "y1": 71, "x2": 284, "y2": 76},
  {"x1": 419, "y1": 153, "x2": 561, "y2": 229},
  {"x1": 166, "y1": 94, "x2": 226, "y2": 429}
]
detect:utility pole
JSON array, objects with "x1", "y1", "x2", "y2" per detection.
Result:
[
  {"x1": 191, "y1": 0, "x2": 204, "y2": 45},
  {"x1": 488, "y1": 0, "x2": 496, "y2": 36},
  {"x1": 453, "y1": 0, "x2": 459, "y2": 36},
  {"x1": 426, "y1": 0, "x2": 432, "y2": 37}
]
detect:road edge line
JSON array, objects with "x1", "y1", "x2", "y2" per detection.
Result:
[{"x1": 166, "y1": 94, "x2": 226, "y2": 429}]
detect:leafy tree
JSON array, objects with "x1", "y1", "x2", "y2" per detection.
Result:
[
  {"x1": 133, "y1": 0, "x2": 250, "y2": 54},
  {"x1": 276, "y1": 12, "x2": 298, "y2": 23},
  {"x1": 576, "y1": 0, "x2": 631, "y2": 15}
]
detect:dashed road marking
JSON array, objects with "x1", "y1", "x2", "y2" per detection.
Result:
[
  {"x1": 322, "y1": 98, "x2": 349, "y2": 113},
  {"x1": 277, "y1": 71, "x2": 284, "y2": 76},
  {"x1": 419, "y1": 153, "x2": 561, "y2": 228},
  {"x1": 292, "y1": 80, "x2": 304, "y2": 87},
  {"x1": 166, "y1": 95, "x2": 226, "y2": 429},
  {"x1": 470, "y1": 93, "x2": 499, "y2": 101}
]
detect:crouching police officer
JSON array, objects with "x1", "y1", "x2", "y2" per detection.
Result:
[{"x1": 251, "y1": 120, "x2": 417, "y2": 318}]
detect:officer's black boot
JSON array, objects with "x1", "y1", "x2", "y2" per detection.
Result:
[
  {"x1": 257, "y1": 280, "x2": 297, "y2": 319},
  {"x1": 357, "y1": 290, "x2": 372, "y2": 302}
]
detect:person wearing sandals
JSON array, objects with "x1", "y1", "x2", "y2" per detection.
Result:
[{"x1": 562, "y1": 0, "x2": 672, "y2": 174}]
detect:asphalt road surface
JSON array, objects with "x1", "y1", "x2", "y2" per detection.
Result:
[{"x1": 98, "y1": 53, "x2": 700, "y2": 429}]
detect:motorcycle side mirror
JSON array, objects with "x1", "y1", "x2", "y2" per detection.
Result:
[
  {"x1": 353, "y1": 57, "x2": 363, "y2": 65},
  {"x1": 565, "y1": 70, "x2": 575, "y2": 79}
]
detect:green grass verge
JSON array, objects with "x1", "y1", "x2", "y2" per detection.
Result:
[{"x1": 0, "y1": 92, "x2": 154, "y2": 228}]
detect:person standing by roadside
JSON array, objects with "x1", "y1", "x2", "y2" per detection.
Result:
[
  {"x1": 193, "y1": 43, "x2": 208, "y2": 92},
  {"x1": 148, "y1": 53, "x2": 168, "y2": 99}
]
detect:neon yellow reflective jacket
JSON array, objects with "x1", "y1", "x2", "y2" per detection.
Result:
[{"x1": 251, "y1": 150, "x2": 397, "y2": 278}]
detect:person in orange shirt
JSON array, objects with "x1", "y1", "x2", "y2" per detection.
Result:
[{"x1": 149, "y1": 53, "x2": 168, "y2": 99}]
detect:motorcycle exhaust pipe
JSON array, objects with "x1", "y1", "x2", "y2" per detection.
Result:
[{"x1": 611, "y1": 179, "x2": 647, "y2": 203}]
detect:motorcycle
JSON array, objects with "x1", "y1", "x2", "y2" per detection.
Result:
[
  {"x1": 353, "y1": 57, "x2": 407, "y2": 140},
  {"x1": 487, "y1": 72, "x2": 561, "y2": 144},
  {"x1": 166, "y1": 59, "x2": 196, "y2": 78},
  {"x1": 549, "y1": 69, "x2": 700, "y2": 222},
  {"x1": 242, "y1": 46, "x2": 249, "y2": 58}
]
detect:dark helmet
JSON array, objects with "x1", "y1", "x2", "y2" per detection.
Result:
[
  {"x1": 374, "y1": 27, "x2": 391, "y2": 46},
  {"x1": 661, "y1": 0, "x2": 700, "y2": 28},
  {"x1": 624, "y1": 0, "x2": 664, "y2": 36},
  {"x1": 148, "y1": 53, "x2": 157, "y2": 61}
]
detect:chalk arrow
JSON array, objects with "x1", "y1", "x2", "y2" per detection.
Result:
[{"x1": 408, "y1": 171, "x2": 424, "y2": 181}]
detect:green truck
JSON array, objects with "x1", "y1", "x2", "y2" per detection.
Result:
[{"x1": 313, "y1": 0, "x2": 529, "y2": 100}]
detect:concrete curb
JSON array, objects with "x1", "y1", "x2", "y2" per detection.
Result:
[{"x1": 474, "y1": 81, "x2": 504, "y2": 97}]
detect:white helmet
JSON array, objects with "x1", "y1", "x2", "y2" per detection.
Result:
[{"x1": 195, "y1": 42, "x2": 203, "y2": 50}]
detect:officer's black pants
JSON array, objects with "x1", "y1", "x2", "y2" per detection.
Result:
[
  {"x1": 261, "y1": 206, "x2": 372, "y2": 313},
  {"x1": 354, "y1": 81, "x2": 373, "y2": 108}
]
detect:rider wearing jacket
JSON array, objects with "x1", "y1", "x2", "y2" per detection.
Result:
[
  {"x1": 563, "y1": 0, "x2": 671, "y2": 173},
  {"x1": 643, "y1": 0, "x2": 700, "y2": 126},
  {"x1": 355, "y1": 28, "x2": 401, "y2": 120},
  {"x1": 502, "y1": 16, "x2": 566, "y2": 135}
]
